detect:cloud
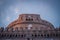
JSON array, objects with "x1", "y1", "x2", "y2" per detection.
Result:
[
  {"x1": 9, "y1": 6, "x2": 20, "y2": 14},
  {"x1": 15, "y1": 8, "x2": 19, "y2": 13},
  {"x1": 6, "y1": 17, "x2": 10, "y2": 22}
]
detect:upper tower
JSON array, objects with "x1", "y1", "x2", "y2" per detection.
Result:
[{"x1": 18, "y1": 14, "x2": 41, "y2": 22}]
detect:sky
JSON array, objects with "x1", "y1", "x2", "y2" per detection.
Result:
[{"x1": 0, "y1": 0, "x2": 60, "y2": 28}]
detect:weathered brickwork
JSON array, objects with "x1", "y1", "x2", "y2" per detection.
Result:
[{"x1": 0, "y1": 14, "x2": 60, "y2": 40}]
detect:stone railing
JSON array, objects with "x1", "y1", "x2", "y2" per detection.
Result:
[{"x1": 0, "y1": 30, "x2": 60, "y2": 39}]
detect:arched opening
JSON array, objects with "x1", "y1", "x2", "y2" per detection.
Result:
[{"x1": 27, "y1": 38, "x2": 30, "y2": 40}]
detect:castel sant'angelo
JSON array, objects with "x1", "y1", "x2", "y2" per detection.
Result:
[{"x1": 0, "y1": 14, "x2": 60, "y2": 40}]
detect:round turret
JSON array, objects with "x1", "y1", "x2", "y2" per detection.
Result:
[{"x1": 7, "y1": 14, "x2": 54, "y2": 31}]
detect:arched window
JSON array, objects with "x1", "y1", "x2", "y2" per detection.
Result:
[
  {"x1": 9, "y1": 28, "x2": 13, "y2": 32},
  {"x1": 52, "y1": 34, "x2": 55, "y2": 37},
  {"x1": 15, "y1": 34, "x2": 17, "y2": 37},
  {"x1": 30, "y1": 27, "x2": 33, "y2": 29},
  {"x1": 32, "y1": 34, "x2": 37, "y2": 37},
  {"x1": 34, "y1": 34, "x2": 37, "y2": 37},
  {"x1": 15, "y1": 27, "x2": 18, "y2": 31},
  {"x1": 41, "y1": 34, "x2": 43, "y2": 37},
  {"x1": 1, "y1": 34, "x2": 4, "y2": 37},
  {"x1": 37, "y1": 34, "x2": 40, "y2": 37},
  {"x1": 36, "y1": 17, "x2": 39, "y2": 21},
  {"x1": 20, "y1": 27, "x2": 23, "y2": 30},
  {"x1": 25, "y1": 27, "x2": 28, "y2": 29},
  {"x1": 9, "y1": 34, "x2": 12, "y2": 38},
  {"x1": 27, "y1": 38, "x2": 30, "y2": 40},
  {"x1": 21, "y1": 34, "x2": 23, "y2": 38},
  {"x1": 20, "y1": 16, "x2": 22, "y2": 20},
  {"x1": 47, "y1": 34, "x2": 49, "y2": 37}
]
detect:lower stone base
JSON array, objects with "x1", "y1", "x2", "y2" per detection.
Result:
[{"x1": 0, "y1": 38, "x2": 60, "y2": 40}]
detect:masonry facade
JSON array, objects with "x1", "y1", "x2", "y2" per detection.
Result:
[{"x1": 0, "y1": 14, "x2": 60, "y2": 40}]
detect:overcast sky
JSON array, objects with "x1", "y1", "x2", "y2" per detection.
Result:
[{"x1": 0, "y1": 0, "x2": 60, "y2": 28}]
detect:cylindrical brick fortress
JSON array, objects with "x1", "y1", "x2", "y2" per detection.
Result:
[{"x1": 7, "y1": 14, "x2": 54, "y2": 31}]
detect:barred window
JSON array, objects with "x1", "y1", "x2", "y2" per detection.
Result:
[{"x1": 26, "y1": 18, "x2": 33, "y2": 21}]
